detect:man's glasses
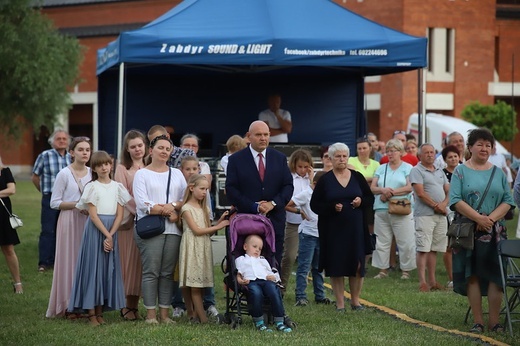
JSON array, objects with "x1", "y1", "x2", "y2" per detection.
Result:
[{"x1": 393, "y1": 130, "x2": 406, "y2": 135}]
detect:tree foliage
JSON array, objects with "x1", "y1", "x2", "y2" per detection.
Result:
[
  {"x1": 0, "y1": 0, "x2": 83, "y2": 138},
  {"x1": 461, "y1": 100, "x2": 518, "y2": 142}
]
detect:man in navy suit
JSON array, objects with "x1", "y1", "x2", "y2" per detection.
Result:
[{"x1": 226, "y1": 120, "x2": 294, "y2": 266}]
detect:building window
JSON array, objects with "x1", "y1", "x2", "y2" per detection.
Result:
[{"x1": 427, "y1": 27, "x2": 455, "y2": 82}]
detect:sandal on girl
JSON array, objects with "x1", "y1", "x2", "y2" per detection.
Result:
[
  {"x1": 96, "y1": 314, "x2": 106, "y2": 325},
  {"x1": 88, "y1": 315, "x2": 100, "y2": 326},
  {"x1": 469, "y1": 323, "x2": 484, "y2": 333},
  {"x1": 373, "y1": 272, "x2": 388, "y2": 279},
  {"x1": 400, "y1": 272, "x2": 410, "y2": 280},
  {"x1": 12, "y1": 282, "x2": 23, "y2": 294},
  {"x1": 120, "y1": 307, "x2": 136, "y2": 321},
  {"x1": 491, "y1": 324, "x2": 505, "y2": 333}
]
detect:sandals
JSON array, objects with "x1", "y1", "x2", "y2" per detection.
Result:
[
  {"x1": 400, "y1": 272, "x2": 410, "y2": 280},
  {"x1": 12, "y1": 282, "x2": 23, "y2": 294},
  {"x1": 351, "y1": 304, "x2": 365, "y2": 311},
  {"x1": 96, "y1": 314, "x2": 105, "y2": 325},
  {"x1": 491, "y1": 324, "x2": 505, "y2": 333},
  {"x1": 87, "y1": 315, "x2": 100, "y2": 326},
  {"x1": 373, "y1": 271, "x2": 388, "y2": 279},
  {"x1": 469, "y1": 323, "x2": 484, "y2": 333},
  {"x1": 120, "y1": 307, "x2": 140, "y2": 321}
]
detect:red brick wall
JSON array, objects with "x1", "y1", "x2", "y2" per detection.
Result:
[{"x1": 335, "y1": 0, "x2": 498, "y2": 142}]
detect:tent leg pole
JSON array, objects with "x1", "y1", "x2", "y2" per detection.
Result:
[{"x1": 117, "y1": 62, "x2": 125, "y2": 157}]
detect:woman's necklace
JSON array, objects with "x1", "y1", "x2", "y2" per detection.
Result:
[
  {"x1": 358, "y1": 156, "x2": 370, "y2": 168},
  {"x1": 468, "y1": 159, "x2": 488, "y2": 171}
]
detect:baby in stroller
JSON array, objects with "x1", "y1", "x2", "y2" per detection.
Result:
[{"x1": 235, "y1": 234, "x2": 292, "y2": 333}]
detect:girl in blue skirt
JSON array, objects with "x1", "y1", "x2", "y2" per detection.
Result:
[{"x1": 68, "y1": 151, "x2": 131, "y2": 326}]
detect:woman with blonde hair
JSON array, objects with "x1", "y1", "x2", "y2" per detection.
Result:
[
  {"x1": 371, "y1": 139, "x2": 416, "y2": 280},
  {"x1": 0, "y1": 156, "x2": 22, "y2": 294}
]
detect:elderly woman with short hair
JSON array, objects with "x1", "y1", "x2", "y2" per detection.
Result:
[
  {"x1": 370, "y1": 139, "x2": 416, "y2": 280},
  {"x1": 310, "y1": 143, "x2": 374, "y2": 312}
]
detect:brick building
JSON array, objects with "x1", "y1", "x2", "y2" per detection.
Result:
[{"x1": 3, "y1": 0, "x2": 519, "y2": 175}]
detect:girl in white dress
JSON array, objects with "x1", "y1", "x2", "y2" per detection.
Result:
[
  {"x1": 46, "y1": 137, "x2": 92, "y2": 318},
  {"x1": 179, "y1": 174, "x2": 229, "y2": 323},
  {"x1": 68, "y1": 151, "x2": 131, "y2": 326}
]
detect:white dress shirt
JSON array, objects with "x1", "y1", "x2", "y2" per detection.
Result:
[{"x1": 235, "y1": 254, "x2": 280, "y2": 281}]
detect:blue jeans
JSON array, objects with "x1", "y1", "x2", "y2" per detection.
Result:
[
  {"x1": 172, "y1": 283, "x2": 215, "y2": 310},
  {"x1": 38, "y1": 194, "x2": 60, "y2": 267},
  {"x1": 247, "y1": 280, "x2": 285, "y2": 318},
  {"x1": 295, "y1": 233, "x2": 325, "y2": 301}
]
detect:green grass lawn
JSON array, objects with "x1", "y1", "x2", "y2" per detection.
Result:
[{"x1": 0, "y1": 181, "x2": 518, "y2": 345}]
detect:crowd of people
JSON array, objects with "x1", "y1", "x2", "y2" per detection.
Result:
[{"x1": 2, "y1": 102, "x2": 520, "y2": 334}]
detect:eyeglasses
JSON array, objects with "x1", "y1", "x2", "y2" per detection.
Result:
[
  {"x1": 393, "y1": 130, "x2": 406, "y2": 135},
  {"x1": 386, "y1": 149, "x2": 400, "y2": 154},
  {"x1": 322, "y1": 154, "x2": 330, "y2": 158}
]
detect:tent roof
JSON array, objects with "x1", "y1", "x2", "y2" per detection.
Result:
[{"x1": 97, "y1": 0, "x2": 427, "y2": 76}]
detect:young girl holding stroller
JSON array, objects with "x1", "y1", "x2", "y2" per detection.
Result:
[{"x1": 178, "y1": 174, "x2": 229, "y2": 323}]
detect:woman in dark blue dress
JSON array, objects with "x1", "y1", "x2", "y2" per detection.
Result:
[
  {"x1": 311, "y1": 143, "x2": 374, "y2": 312},
  {"x1": 0, "y1": 158, "x2": 22, "y2": 294}
]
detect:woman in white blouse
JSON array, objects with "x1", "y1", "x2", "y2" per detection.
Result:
[{"x1": 133, "y1": 135, "x2": 187, "y2": 324}]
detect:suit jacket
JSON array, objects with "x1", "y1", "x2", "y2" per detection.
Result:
[{"x1": 226, "y1": 146, "x2": 293, "y2": 235}]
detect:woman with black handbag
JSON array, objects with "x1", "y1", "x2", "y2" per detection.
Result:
[
  {"x1": 133, "y1": 135, "x2": 187, "y2": 324},
  {"x1": 449, "y1": 128, "x2": 515, "y2": 334},
  {"x1": 0, "y1": 156, "x2": 22, "y2": 294}
]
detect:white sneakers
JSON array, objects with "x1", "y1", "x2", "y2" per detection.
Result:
[{"x1": 172, "y1": 307, "x2": 185, "y2": 318}]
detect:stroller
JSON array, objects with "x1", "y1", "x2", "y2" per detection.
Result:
[{"x1": 221, "y1": 212, "x2": 296, "y2": 330}]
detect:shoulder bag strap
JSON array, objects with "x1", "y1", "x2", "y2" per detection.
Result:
[
  {"x1": 475, "y1": 165, "x2": 496, "y2": 212},
  {"x1": 165, "y1": 167, "x2": 172, "y2": 204},
  {"x1": 0, "y1": 198, "x2": 13, "y2": 217},
  {"x1": 383, "y1": 164, "x2": 388, "y2": 188}
]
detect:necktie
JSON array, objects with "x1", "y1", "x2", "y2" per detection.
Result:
[{"x1": 258, "y1": 153, "x2": 265, "y2": 181}]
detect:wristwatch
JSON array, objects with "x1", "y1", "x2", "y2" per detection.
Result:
[
  {"x1": 271, "y1": 201, "x2": 277, "y2": 207},
  {"x1": 295, "y1": 208, "x2": 301, "y2": 214},
  {"x1": 171, "y1": 202, "x2": 177, "y2": 209}
]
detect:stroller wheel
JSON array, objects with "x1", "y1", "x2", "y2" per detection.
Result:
[
  {"x1": 223, "y1": 312, "x2": 232, "y2": 324},
  {"x1": 284, "y1": 315, "x2": 297, "y2": 329},
  {"x1": 230, "y1": 315, "x2": 241, "y2": 330}
]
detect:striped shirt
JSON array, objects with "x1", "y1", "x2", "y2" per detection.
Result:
[{"x1": 32, "y1": 149, "x2": 71, "y2": 194}]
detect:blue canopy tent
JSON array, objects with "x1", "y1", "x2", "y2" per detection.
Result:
[{"x1": 96, "y1": 0, "x2": 427, "y2": 156}]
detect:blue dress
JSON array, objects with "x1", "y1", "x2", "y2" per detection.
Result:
[
  {"x1": 449, "y1": 165, "x2": 515, "y2": 296},
  {"x1": 68, "y1": 181, "x2": 131, "y2": 312},
  {"x1": 310, "y1": 170, "x2": 374, "y2": 277}
]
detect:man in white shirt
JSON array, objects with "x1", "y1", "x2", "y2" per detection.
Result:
[{"x1": 258, "y1": 93, "x2": 292, "y2": 143}]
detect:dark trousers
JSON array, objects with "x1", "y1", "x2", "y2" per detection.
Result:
[
  {"x1": 38, "y1": 194, "x2": 60, "y2": 267},
  {"x1": 247, "y1": 279, "x2": 285, "y2": 318}
]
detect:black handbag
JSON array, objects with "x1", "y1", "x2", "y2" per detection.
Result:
[
  {"x1": 136, "y1": 168, "x2": 172, "y2": 239},
  {"x1": 447, "y1": 166, "x2": 496, "y2": 250}
]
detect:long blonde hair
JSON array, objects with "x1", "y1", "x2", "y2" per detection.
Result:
[{"x1": 181, "y1": 174, "x2": 211, "y2": 227}]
